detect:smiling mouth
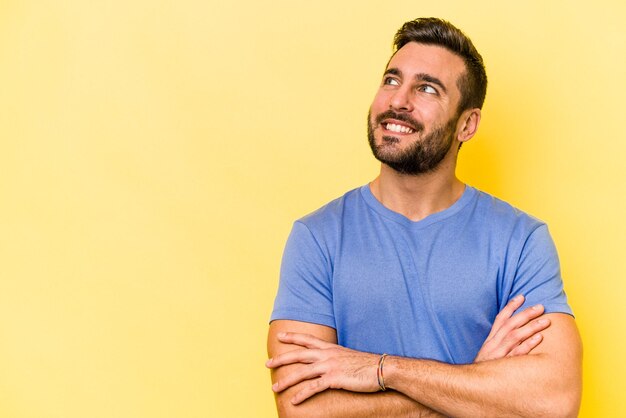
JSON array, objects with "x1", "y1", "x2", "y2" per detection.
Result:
[{"x1": 383, "y1": 122, "x2": 415, "y2": 134}]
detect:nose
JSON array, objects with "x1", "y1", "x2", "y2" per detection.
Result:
[{"x1": 389, "y1": 86, "x2": 413, "y2": 112}]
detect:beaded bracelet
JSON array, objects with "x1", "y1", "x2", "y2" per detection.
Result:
[{"x1": 377, "y1": 353, "x2": 388, "y2": 391}]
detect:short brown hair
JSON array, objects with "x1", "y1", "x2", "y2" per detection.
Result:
[{"x1": 394, "y1": 18, "x2": 487, "y2": 113}]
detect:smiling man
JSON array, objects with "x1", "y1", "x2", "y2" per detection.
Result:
[{"x1": 267, "y1": 18, "x2": 581, "y2": 418}]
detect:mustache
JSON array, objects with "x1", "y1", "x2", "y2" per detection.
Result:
[{"x1": 374, "y1": 110, "x2": 424, "y2": 132}]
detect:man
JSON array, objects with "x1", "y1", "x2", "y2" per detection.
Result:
[{"x1": 267, "y1": 18, "x2": 582, "y2": 417}]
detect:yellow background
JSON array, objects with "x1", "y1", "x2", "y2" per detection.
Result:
[{"x1": 1, "y1": 1, "x2": 624, "y2": 417}]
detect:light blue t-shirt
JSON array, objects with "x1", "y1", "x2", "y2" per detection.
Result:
[{"x1": 271, "y1": 185, "x2": 572, "y2": 364}]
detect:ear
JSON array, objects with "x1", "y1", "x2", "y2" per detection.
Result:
[{"x1": 456, "y1": 108, "x2": 481, "y2": 143}]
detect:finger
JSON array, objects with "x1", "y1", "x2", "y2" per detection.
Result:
[
  {"x1": 475, "y1": 314, "x2": 550, "y2": 361},
  {"x1": 272, "y1": 364, "x2": 324, "y2": 393},
  {"x1": 277, "y1": 332, "x2": 335, "y2": 350},
  {"x1": 490, "y1": 303, "x2": 545, "y2": 343},
  {"x1": 291, "y1": 377, "x2": 329, "y2": 405},
  {"x1": 266, "y1": 348, "x2": 321, "y2": 369},
  {"x1": 507, "y1": 333, "x2": 544, "y2": 357},
  {"x1": 488, "y1": 295, "x2": 525, "y2": 339},
  {"x1": 504, "y1": 316, "x2": 551, "y2": 350},
  {"x1": 494, "y1": 316, "x2": 551, "y2": 355}
]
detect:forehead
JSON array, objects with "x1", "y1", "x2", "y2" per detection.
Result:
[{"x1": 387, "y1": 42, "x2": 466, "y2": 92}]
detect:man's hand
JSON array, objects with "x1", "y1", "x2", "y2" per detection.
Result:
[
  {"x1": 474, "y1": 295, "x2": 551, "y2": 362},
  {"x1": 266, "y1": 332, "x2": 380, "y2": 405}
]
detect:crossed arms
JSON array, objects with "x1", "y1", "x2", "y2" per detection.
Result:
[{"x1": 267, "y1": 296, "x2": 582, "y2": 418}]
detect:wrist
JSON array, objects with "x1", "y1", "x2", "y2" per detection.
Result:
[{"x1": 381, "y1": 354, "x2": 406, "y2": 392}]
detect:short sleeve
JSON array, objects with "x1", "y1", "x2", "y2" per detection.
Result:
[
  {"x1": 509, "y1": 224, "x2": 573, "y2": 316},
  {"x1": 270, "y1": 221, "x2": 336, "y2": 328}
]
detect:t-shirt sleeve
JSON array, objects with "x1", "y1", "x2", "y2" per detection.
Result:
[
  {"x1": 270, "y1": 221, "x2": 336, "y2": 328},
  {"x1": 509, "y1": 224, "x2": 573, "y2": 316}
]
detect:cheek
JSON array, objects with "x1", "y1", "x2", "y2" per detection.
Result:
[
  {"x1": 415, "y1": 101, "x2": 450, "y2": 124},
  {"x1": 370, "y1": 91, "x2": 390, "y2": 111}
]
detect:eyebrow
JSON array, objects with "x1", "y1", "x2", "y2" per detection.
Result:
[{"x1": 384, "y1": 68, "x2": 448, "y2": 94}]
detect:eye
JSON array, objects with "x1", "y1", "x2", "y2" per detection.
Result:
[
  {"x1": 418, "y1": 85, "x2": 438, "y2": 95},
  {"x1": 383, "y1": 77, "x2": 400, "y2": 86}
]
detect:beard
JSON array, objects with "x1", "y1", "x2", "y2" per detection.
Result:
[{"x1": 367, "y1": 109, "x2": 457, "y2": 175}]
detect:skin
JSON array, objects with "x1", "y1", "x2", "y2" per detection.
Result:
[{"x1": 267, "y1": 42, "x2": 582, "y2": 417}]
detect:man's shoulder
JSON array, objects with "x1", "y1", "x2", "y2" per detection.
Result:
[
  {"x1": 296, "y1": 185, "x2": 365, "y2": 229},
  {"x1": 471, "y1": 187, "x2": 546, "y2": 232}
]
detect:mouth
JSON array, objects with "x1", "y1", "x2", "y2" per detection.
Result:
[
  {"x1": 370, "y1": 110, "x2": 423, "y2": 138},
  {"x1": 381, "y1": 120, "x2": 416, "y2": 134}
]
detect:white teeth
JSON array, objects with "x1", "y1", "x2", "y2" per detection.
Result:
[{"x1": 385, "y1": 123, "x2": 414, "y2": 134}]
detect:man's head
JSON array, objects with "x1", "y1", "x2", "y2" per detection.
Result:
[
  {"x1": 368, "y1": 18, "x2": 486, "y2": 175},
  {"x1": 393, "y1": 18, "x2": 487, "y2": 114}
]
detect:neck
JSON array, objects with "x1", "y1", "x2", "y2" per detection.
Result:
[{"x1": 370, "y1": 162, "x2": 465, "y2": 222}]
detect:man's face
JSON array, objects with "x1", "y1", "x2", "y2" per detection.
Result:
[{"x1": 368, "y1": 42, "x2": 467, "y2": 175}]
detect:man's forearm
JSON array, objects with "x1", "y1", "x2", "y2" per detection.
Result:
[
  {"x1": 270, "y1": 314, "x2": 581, "y2": 417},
  {"x1": 274, "y1": 385, "x2": 444, "y2": 418},
  {"x1": 384, "y1": 316, "x2": 582, "y2": 418},
  {"x1": 386, "y1": 356, "x2": 571, "y2": 417},
  {"x1": 269, "y1": 301, "x2": 566, "y2": 417}
]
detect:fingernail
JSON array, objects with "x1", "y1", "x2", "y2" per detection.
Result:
[
  {"x1": 538, "y1": 318, "x2": 549, "y2": 325},
  {"x1": 265, "y1": 359, "x2": 272, "y2": 367},
  {"x1": 532, "y1": 304, "x2": 543, "y2": 310},
  {"x1": 272, "y1": 383, "x2": 279, "y2": 392},
  {"x1": 278, "y1": 332, "x2": 286, "y2": 338},
  {"x1": 515, "y1": 295, "x2": 524, "y2": 301},
  {"x1": 532, "y1": 334, "x2": 542, "y2": 341}
]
